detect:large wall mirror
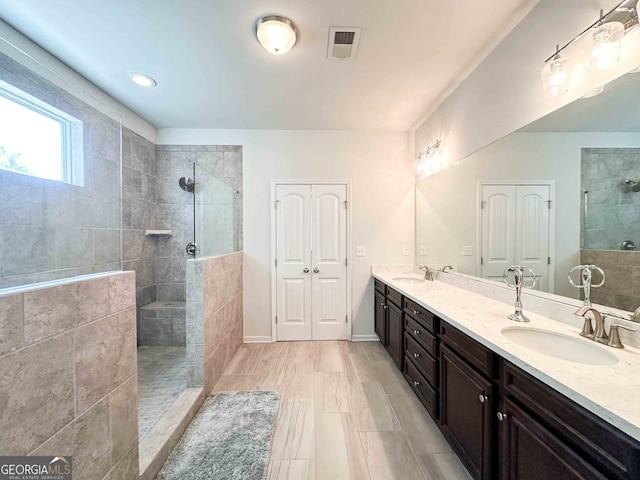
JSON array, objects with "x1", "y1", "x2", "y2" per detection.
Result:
[{"x1": 416, "y1": 71, "x2": 640, "y2": 318}]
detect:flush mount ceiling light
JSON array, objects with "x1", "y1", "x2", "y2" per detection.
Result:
[
  {"x1": 130, "y1": 73, "x2": 157, "y2": 87},
  {"x1": 255, "y1": 15, "x2": 297, "y2": 55}
]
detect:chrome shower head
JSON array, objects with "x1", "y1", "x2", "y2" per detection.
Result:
[
  {"x1": 625, "y1": 179, "x2": 640, "y2": 192},
  {"x1": 179, "y1": 177, "x2": 195, "y2": 193}
]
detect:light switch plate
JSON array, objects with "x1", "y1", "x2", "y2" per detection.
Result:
[
  {"x1": 356, "y1": 246, "x2": 367, "y2": 256},
  {"x1": 403, "y1": 245, "x2": 410, "y2": 256},
  {"x1": 462, "y1": 245, "x2": 473, "y2": 256},
  {"x1": 419, "y1": 245, "x2": 426, "y2": 256}
]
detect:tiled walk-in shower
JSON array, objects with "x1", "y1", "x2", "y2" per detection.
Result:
[{"x1": 137, "y1": 346, "x2": 188, "y2": 439}]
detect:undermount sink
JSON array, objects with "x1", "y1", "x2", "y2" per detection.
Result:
[
  {"x1": 392, "y1": 277, "x2": 425, "y2": 284},
  {"x1": 501, "y1": 327, "x2": 618, "y2": 366}
]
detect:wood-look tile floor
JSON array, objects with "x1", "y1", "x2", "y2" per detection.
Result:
[{"x1": 212, "y1": 341, "x2": 473, "y2": 480}]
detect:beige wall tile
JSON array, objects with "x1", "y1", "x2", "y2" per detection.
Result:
[
  {"x1": 109, "y1": 273, "x2": 136, "y2": 314},
  {"x1": 74, "y1": 308, "x2": 137, "y2": 414},
  {"x1": 105, "y1": 444, "x2": 139, "y2": 480},
  {"x1": 0, "y1": 293, "x2": 23, "y2": 355},
  {"x1": 0, "y1": 336, "x2": 74, "y2": 455},
  {"x1": 109, "y1": 374, "x2": 138, "y2": 464},
  {"x1": 33, "y1": 399, "x2": 112, "y2": 480},
  {"x1": 23, "y1": 277, "x2": 110, "y2": 344}
]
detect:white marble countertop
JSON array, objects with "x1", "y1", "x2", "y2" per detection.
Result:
[{"x1": 372, "y1": 269, "x2": 640, "y2": 443}]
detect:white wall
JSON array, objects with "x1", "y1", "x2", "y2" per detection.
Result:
[
  {"x1": 157, "y1": 129, "x2": 415, "y2": 340},
  {"x1": 416, "y1": 132, "x2": 640, "y2": 299},
  {"x1": 414, "y1": 0, "x2": 640, "y2": 171},
  {"x1": 0, "y1": 19, "x2": 156, "y2": 142}
]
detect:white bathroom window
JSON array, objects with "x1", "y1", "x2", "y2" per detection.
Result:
[{"x1": 0, "y1": 81, "x2": 83, "y2": 185}]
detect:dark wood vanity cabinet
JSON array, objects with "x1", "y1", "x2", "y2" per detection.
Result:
[
  {"x1": 373, "y1": 278, "x2": 640, "y2": 480},
  {"x1": 440, "y1": 340, "x2": 495, "y2": 480},
  {"x1": 374, "y1": 280, "x2": 404, "y2": 369},
  {"x1": 374, "y1": 289, "x2": 386, "y2": 346}
]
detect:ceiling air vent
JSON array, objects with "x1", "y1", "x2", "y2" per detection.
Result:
[{"x1": 328, "y1": 27, "x2": 361, "y2": 60}]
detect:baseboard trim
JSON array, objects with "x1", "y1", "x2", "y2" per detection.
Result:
[
  {"x1": 351, "y1": 334, "x2": 381, "y2": 342},
  {"x1": 243, "y1": 336, "x2": 273, "y2": 343}
]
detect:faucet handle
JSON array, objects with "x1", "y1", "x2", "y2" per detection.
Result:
[
  {"x1": 608, "y1": 324, "x2": 637, "y2": 349},
  {"x1": 579, "y1": 316, "x2": 594, "y2": 339}
]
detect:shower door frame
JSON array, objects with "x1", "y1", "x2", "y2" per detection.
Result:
[{"x1": 269, "y1": 179, "x2": 353, "y2": 342}]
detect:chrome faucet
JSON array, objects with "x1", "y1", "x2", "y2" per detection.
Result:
[
  {"x1": 574, "y1": 306, "x2": 637, "y2": 348},
  {"x1": 418, "y1": 265, "x2": 435, "y2": 281},
  {"x1": 440, "y1": 265, "x2": 454, "y2": 273},
  {"x1": 568, "y1": 265, "x2": 605, "y2": 307},
  {"x1": 503, "y1": 266, "x2": 536, "y2": 322}
]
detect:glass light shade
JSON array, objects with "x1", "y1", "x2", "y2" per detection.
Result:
[
  {"x1": 256, "y1": 16, "x2": 297, "y2": 55},
  {"x1": 415, "y1": 157, "x2": 424, "y2": 174},
  {"x1": 541, "y1": 56, "x2": 573, "y2": 98},
  {"x1": 581, "y1": 85, "x2": 604, "y2": 98},
  {"x1": 583, "y1": 21, "x2": 624, "y2": 71}
]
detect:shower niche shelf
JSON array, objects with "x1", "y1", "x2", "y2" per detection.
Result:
[{"x1": 145, "y1": 230, "x2": 173, "y2": 237}]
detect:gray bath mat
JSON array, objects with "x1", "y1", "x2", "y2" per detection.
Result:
[{"x1": 157, "y1": 390, "x2": 280, "y2": 480}]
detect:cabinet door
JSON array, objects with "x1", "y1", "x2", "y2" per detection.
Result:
[
  {"x1": 441, "y1": 345, "x2": 493, "y2": 480},
  {"x1": 386, "y1": 301, "x2": 403, "y2": 369},
  {"x1": 499, "y1": 398, "x2": 607, "y2": 480},
  {"x1": 374, "y1": 291, "x2": 386, "y2": 346}
]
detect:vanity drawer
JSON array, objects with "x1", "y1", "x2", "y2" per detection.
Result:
[
  {"x1": 405, "y1": 315, "x2": 436, "y2": 357},
  {"x1": 386, "y1": 286, "x2": 403, "y2": 308},
  {"x1": 404, "y1": 355, "x2": 437, "y2": 418},
  {"x1": 502, "y1": 361, "x2": 640, "y2": 480},
  {"x1": 405, "y1": 333, "x2": 436, "y2": 386},
  {"x1": 374, "y1": 279, "x2": 386, "y2": 295},
  {"x1": 403, "y1": 297, "x2": 436, "y2": 333},
  {"x1": 439, "y1": 321, "x2": 495, "y2": 378}
]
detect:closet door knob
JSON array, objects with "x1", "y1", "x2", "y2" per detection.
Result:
[
  {"x1": 313, "y1": 267, "x2": 320, "y2": 273},
  {"x1": 303, "y1": 267, "x2": 309, "y2": 273}
]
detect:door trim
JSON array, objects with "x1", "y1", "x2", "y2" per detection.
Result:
[
  {"x1": 270, "y1": 179, "x2": 352, "y2": 342},
  {"x1": 476, "y1": 180, "x2": 556, "y2": 293}
]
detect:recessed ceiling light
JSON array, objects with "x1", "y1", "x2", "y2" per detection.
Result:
[
  {"x1": 130, "y1": 73, "x2": 157, "y2": 87},
  {"x1": 255, "y1": 16, "x2": 297, "y2": 55}
]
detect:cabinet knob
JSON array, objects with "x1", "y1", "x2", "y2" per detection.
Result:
[
  {"x1": 478, "y1": 394, "x2": 488, "y2": 403},
  {"x1": 413, "y1": 352, "x2": 420, "y2": 359},
  {"x1": 413, "y1": 329, "x2": 420, "y2": 335},
  {"x1": 383, "y1": 305, "x2": 389, "y2": 310},
  {"x1": 413, "y1": 381, "x2": 420, "y2": 387},
  {"x1": 380, "y1": 303, "x2": 385, "y2": 307},
  {"x1": 497, "y1": 412, "x2": 508, "y2": 422},
  {"x1": 413, "y1": 309, "x2": 420, "y2": 315}
]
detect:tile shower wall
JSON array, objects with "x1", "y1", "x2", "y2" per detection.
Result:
[
  {"x1": 582, "y1": 148, "x2": 640, "y2": 250},
  {"x1": 186, "y1": 252, "x2": 243, "y2": 392},
  {"x1": 0, "y1": 271, "x2": 138, "y2": 480},
  {"x1": 122, "y1": 127, "x2": 158, "y2": 335},
  {"x1": 580, "y1": 249, "x2": 640, "y2": 312},
  {"x1": 156, "y1": 145, "x2": 243, "y2": 302},
  {"x1": 0, "y1": 51, "x2": 121, "y2": 290}
]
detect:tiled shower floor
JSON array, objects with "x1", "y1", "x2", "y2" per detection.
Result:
[{"x1": 137, "y1": 346, "x2": 187, "y2": 440}]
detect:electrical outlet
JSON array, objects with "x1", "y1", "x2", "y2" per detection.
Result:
[
  {"x1": 419, "y1": 245, "x2": 426, "y2": 256},
  {"x1": 356, "y1": 246, "x2": 367, "y2": 257},
  {"x1": 462, "y1": 245, "x2": 473, "y2": 256},
  {"x1": 403, "y1": 245, "x2": 410, "y2": 256}
]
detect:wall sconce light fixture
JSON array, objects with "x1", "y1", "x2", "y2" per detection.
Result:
[
  {"x1": 416, "y1": 140, "x2": 442, "y2": 174},
  {"x1": 541, "y1": 1, "x2": 639, "y2": 98}
]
